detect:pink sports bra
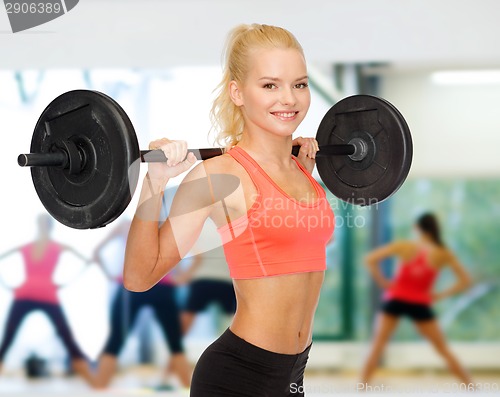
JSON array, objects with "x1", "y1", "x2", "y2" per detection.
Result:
[
  {"x1": 15, "y1": 241, "x2": 62, "y2": 304},
  {"x1": 217, "y1": 146, "x2": 335, "y2": 279}
]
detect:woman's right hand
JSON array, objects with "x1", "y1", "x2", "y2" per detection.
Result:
[{"x1": 147, "y1": 138, "x2": 197, "y2": 181}]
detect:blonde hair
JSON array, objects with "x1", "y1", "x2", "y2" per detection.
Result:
[{"x1": 210, "y1": 24, "x2": 305, "y2": 149}]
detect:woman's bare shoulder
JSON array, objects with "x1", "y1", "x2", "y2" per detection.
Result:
[
  {"x1": 178, "y1": 153, "x2": 235, "y2": 182},
  {"x1": 202, "y1": 153, "x2": 238, "y2": 174},
  {"x1": 391, "y1": 240, "x2": 419, "y2": 259},
  {"x1": 174, "y1": 154, "x2": 241, "y2": 206},
  {"x1": 394, "y1": 239, "x2": 416, "y2": 251}
]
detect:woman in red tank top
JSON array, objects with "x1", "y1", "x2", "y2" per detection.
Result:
[
  {"x1": 124, "y1": 24, "x2": 334, "y2": 396},
  {"x1": 361, "y1": 213, "x2": 473, "y2": 386}
]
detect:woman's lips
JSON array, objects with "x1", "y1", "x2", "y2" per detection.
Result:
[{"x1": 271, "y1": 111, "x2": 299, "y2": 121}]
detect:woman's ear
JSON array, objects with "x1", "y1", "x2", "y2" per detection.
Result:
[{"x1": 229, "y1": 80, "x2": 244, "y2": 106}]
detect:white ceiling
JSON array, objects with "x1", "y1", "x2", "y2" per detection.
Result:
[{"x1": 1, "y1": 0, "x2": 499, "y2": 69}]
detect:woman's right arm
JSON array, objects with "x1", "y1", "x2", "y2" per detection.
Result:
[
  {"x1": 0, "y1": 247, "x2": 21, "y2": 261},
  {"x1": 123, "y1": 138, "x2": 212, "y2": 291},
  {"x1": 364, "y1": 241, "x2": 403, "y2": 289}
]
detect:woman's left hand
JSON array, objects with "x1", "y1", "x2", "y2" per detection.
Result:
[{"x1": 292, "y1": 136, "x2": 319, "y2": 174}]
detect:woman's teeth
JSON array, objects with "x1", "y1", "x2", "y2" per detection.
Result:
[{"x1": 272, "y1": 112, "x2": 297, "y2": 118}]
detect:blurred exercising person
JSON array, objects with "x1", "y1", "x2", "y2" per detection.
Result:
[{"x1": 361, "y1": 212, "x2": 473, "y2": 385}]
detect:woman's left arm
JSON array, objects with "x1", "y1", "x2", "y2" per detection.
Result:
[
  {"x1": 433, "y1": 252, "x2": 473, "y2": 301},
  {"x1": 364, "y1": 241, "x2": 404, "y2": 289}
]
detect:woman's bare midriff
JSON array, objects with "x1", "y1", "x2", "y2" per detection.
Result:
[{"x1": 229, "y1": 271, "x2": 324, "y2": 354}]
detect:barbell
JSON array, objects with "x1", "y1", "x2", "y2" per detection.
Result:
[{"x1": 17, "y1": 90, "x2": 413, "y2": 229}]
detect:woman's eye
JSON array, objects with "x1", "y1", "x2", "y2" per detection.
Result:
[
  {"x1": 295, "y1": 83, "x2": 309, "y2": 89},
  {"x1": 263, "y1": 83, "x2": 277, "y2": 89}
]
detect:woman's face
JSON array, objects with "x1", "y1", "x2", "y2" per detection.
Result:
[{"x1": 232, "y1": 48, "x2": 310, "y2": 139}]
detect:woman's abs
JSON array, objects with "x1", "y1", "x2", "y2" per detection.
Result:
[{"x1": 230, "y1": 271, "x2": 323, "y2": 354}]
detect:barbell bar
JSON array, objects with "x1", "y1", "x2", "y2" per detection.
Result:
[{"x1": 18, "y1": 143, "x2": 358, "y2": 168}]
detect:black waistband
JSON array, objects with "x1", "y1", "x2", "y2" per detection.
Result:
[{"x1": 218, "y1": 327, "x2": 312, "y2": 367}]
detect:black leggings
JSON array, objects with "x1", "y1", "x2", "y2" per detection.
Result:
[
  {"x1": 191, "y1": 328, "x2": 311, "y2": 397},
  {"x1": 103, "y1": 283, "x2": 183, "y2": 355},
  {"x1": 0, "y1": 299, "x2": 85, "y2": 361}
]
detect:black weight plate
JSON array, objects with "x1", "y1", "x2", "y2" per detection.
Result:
[
  {"x1": 30, "y1": 90, "x2": 140, "y2": 229},
  {"x1": 316, "y1": 95, "x2": 412, "y2": 206}
]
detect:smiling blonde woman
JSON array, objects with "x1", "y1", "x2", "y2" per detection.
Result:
[{"x1": 124, "y1": 24, "x2": 335, "y2": 396}]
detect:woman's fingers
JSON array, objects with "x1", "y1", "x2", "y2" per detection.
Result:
[
  {"x1": 164, "y1": 140, "x2": 179, "y2": 166},
  {"x1": 310, "y1": 138, "x2": 319, "y2": 159},
  {"x1": 149, "y1": 137, "x2": 171, "y2": 150},
  {"x1": 149, "y1": 139, "x2": 189, "y2": 166},
  {"x1": 179, "y1": 151, "x2": 197, "y2": 171},
  {"x1": 147, "y1": 139, "x2": 195, "y2": 179},
  {"x1": 293, "y1": 137, "x2": 318, "y2": 159}
]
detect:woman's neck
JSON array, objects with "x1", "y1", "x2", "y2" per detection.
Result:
[
  {"x1": 35, "y1": 235, "x2": 50, "y2": 245},
  {"x1": 418, "y1": 235, "x2": 436, "y2": 249},
  {"x1": 237, "y1": 132, "x2": 293, "y2": 166}
]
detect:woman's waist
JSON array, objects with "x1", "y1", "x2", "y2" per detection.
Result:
[
  {"x1": 384, "y1": 288, "x2": 433, "y2": 304},
  {"x1": 216, "y1": 327, "x2": 312, "y2": 369},
  {"x1": 388, "y1": 281, "x2": 434, "y2": 294},
  {"x1": 230, "y1": 318, "x2": 313, "y2": 355},
  {"x1": 231, "y1": 302, "x2": 318, "y2": 353}
]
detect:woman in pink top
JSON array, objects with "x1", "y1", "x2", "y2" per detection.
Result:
[
  {"x1": 0, "y1": 214, "x2": 93, "y2": 383},
  {"x1": 124, "y1": 24, "x2": 334, "y2": 396},
  {"x1": 362, "y1": 213, "x2": 473, "y2": 386}
]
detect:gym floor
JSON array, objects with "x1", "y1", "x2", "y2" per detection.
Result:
[{"x1": 1, "y1": 367, "x2": 499, "y2": 396}]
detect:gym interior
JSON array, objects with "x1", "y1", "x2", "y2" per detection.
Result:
[{"x1": 0, "y1": 1, "x2": 499, "y2": 396}]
